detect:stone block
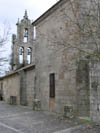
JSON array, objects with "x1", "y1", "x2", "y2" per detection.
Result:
[
  {"x1": 64, "y1": 104, "x2": 73, "y2": 118},
  {"x1": 10, "y1": 96, "x2": 17, "y2": 105},
  {"x1": 33, "y1": 99, "x2": 41, "y2": 111}
]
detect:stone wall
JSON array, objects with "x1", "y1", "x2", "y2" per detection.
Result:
[
  {"x1": 90, "y1": 61, "x2": 100, "y2": 122},
  {"x1": 33, "y1": 0, "x2": 96, "y2": 116},
  {"x1": 20, "y1": 70, "x2": 27, "y2": 105},
  {"x1": 34, "y1": 0, "x2": 79, "y2": 113},
  {"x1": 76, "y1": 59, "x2": 90, "y2": 117},
  {"x1": 3, "y1": 73, "x2": 20, "y2": 104},
  {"x1": 26, "y1": 68, "x2": 35, "y2": 106},
  {"x1": 1, "y1": 66, "x2": 35, "y2": 106}
]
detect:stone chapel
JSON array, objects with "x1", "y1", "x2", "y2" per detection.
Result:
[{"x1": 0, "y1": 0, "x2": 100, "y2": 122}]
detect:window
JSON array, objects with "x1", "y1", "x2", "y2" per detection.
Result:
[
  {"x1": 49, "y1": 73, "x2": 55, "y2": 98},
  {"x1": 27, "y1": 47, "x2": 32, "y2": 64},
  {"x1": 24, "y1": 28, "x2": 28, "y2": 42},
  {"x1": 33, "y1": 26, "x2": 36, "y2": 40},
  {"x1": 19, "y1": 47, "x2": 24, "y2": 64}
]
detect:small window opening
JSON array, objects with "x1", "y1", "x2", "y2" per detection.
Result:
[
  {"x1": 24, "y1": 28, "x2": 28, "y2": 42},
  {"x1": 27, "y1": 47, "x2": 32, "y2": 64},
  {"x1": 49, "y1": 73, "x2": 55, "y2": 98},
  {"x1": 33, "y1": 26, "x2": 36, "y2": 40},
  {"x1": 19, "y1": 47, "x2": 24, "y2": 64}
]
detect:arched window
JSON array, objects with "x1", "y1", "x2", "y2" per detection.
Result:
[
  {"x1": 27, "y1": 47, "x2": 32, "y2": 64},
  {"x1": 24, "y1": 28, "x2": 28, "y2": 43},
  {"x1": 19, "y1": 47, "x2": 24, "y2": 64}
]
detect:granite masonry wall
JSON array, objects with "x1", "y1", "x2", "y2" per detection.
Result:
[
  {"x1": 90, "y1": 61, "x2": 100, "y2": 122},
  {"x1": 0, "y1": 66, "x2": 35, "y2": 106},
  {"x1": 34, "y1": 0, "x2": 80, "y2": 114},
  {"x1": 3, "y1": 73, "x2": 20, "y2": 104}
]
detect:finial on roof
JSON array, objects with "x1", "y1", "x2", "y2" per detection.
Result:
[
  {"x1": 16, "y1": 18, "x2": 20, "y2": 25},
  {"x1": 24, "y1": 10, "x2": 28, "y2": 19}
]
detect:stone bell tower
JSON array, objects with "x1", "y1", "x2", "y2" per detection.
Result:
[{"x1": 12, "y1": 10, "x2": 34, "y2": 70}]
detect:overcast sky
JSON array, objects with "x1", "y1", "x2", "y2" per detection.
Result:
[
  {"x1": 0, "y1": 0, "x2": 58, "y2": 74},
  {"x1": 0, "y1": 0, "x2": 58, "y2": 32}
]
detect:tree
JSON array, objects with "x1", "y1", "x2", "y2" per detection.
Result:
[
  {"x1": 52, "y1": 0, "x2": 100, "y2": 61},
  {"x1": 0, "y1": 21, "x2": 10, "y2": 46},
  {"x1": 0, "y1": 21, "x2": 10, "y2": 75},
  {"x1": 67, "y1": 0, "x2": 100, "y2": 59}
]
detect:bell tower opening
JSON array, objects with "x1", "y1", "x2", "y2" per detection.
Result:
[
  {"x1": 24, "y1": 28, "x2": 28, "y2": 43},
  {"x1": 19, "y1": 47, "x2": 24, "y2": 64},
  {"x1": 27, "y1": 47, "x2": 32, "y2": 64}
]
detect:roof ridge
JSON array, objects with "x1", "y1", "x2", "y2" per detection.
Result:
[{"x1": 32, "y1": 0, "x2": 68, "y2": 25}]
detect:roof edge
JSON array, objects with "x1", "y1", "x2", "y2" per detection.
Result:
[
  {"x1": 0, "y1": 64, "x2": 35, "y2": 80},
  {"x1": 32, "y1": 0, "x2": 68, "y2": 25}
]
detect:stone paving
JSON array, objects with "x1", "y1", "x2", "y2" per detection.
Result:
[
  {"x1": 0, "y1": 102, "x2": 81, "y2": 133},
  {"x1": 0, "y1": 101, "x2": 100, "y2": 133},
  {"x1": 73, "y1": 124, "x2": 100, "y2": 133}
]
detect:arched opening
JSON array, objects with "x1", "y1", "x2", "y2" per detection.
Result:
[
  {"x1": 23, "y1": 28, "x2": 28, "y2": 43},
  {"x1": 27, "y1": 47, "x2": 32, "y2": 64},
  {"x1": 19, "y1": 47, "x2": 24, "y2": 64}
]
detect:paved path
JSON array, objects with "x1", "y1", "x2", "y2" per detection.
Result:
[
  {"x1": 0, "y1": 102, "x2": 100, "y2": 133},
  {"x1": 0, "y1": 102, "x2": 83, "y2": 133},
  {"x1": 73, "y1": 124, "x2": 100, "y2": 133}
]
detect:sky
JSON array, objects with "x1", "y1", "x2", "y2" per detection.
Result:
[
  {"x1": 0, "y1": 0, "x2": 58, "y2": 75},
  {"x1": 0, "y1": 0, "x2": 58, "y2": 32}
]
